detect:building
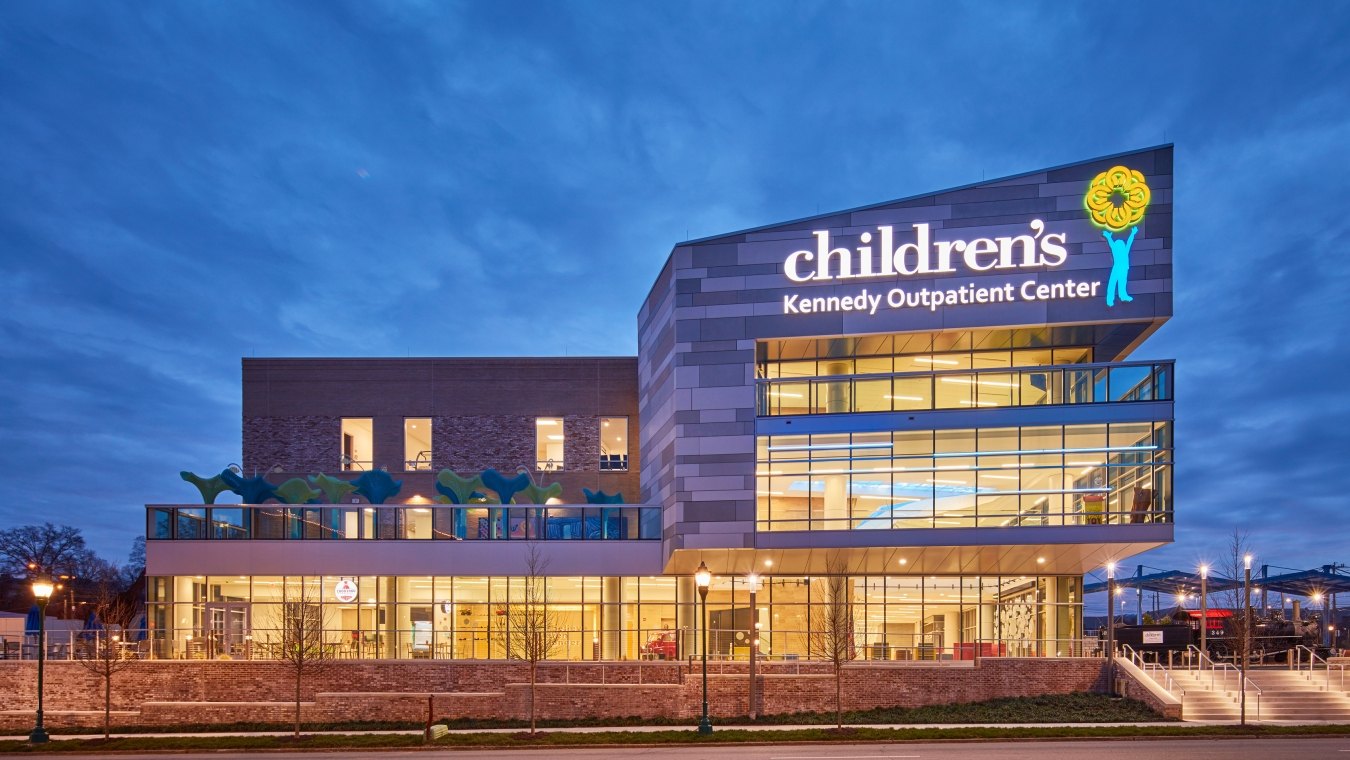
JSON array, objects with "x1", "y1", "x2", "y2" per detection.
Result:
[{"x1": 146, "y1": 146, "x2": 1175, "y2": 664}]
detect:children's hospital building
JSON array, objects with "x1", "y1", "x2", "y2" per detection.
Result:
[{"x1": 146, "y1": 146, "x2": 1175, "y2": 663}]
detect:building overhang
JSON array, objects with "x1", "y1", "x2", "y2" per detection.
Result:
[
  {"x1": 663, "y1": 523, "x2": 1171, "y2": 577},
  {"x1": 146, "y1": 539, "x2": 665, "y2": 578}
]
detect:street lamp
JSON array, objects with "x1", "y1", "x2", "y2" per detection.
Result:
[
  {"x1": 1105, "y1": 561, "x2": 1116, "y2": 694},
  {"x1": 1199, "y1": 564, "x2": 1209, "y2": 664},
  {"x1": 746, "y1": 572, "x2": 761, "y2": 721},
  {"x1": 29, "y1": 575, "x2": 55, "y2": 744},
  {"x1": 1241, "y1": 553, "x2": 1252, "y2": 726},
  {"x1": 694, "y1": 561, "x2": 712, "y2": 735}
]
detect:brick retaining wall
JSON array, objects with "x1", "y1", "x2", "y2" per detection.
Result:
[{"x1": 0, "y1": 658, "x2": 1114, "y2": 730}]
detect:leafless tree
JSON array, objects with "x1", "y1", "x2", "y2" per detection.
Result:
[
  {"x1": 1219, "y1": 529, "x2": 1256, "y2": 664},
  {"x1": 72, "y1": 583, "x2": 139, "y2": 739},
  {"x1": 0, "y1": 523, "x2": 91, "y2": 577},
  {"x1": 808, "y1": 551, "x2": 855, "y2": 728},
  {"x1": 266, "y1": 580, "x2": 337, "y2": 737},
  {"x1": 496, "y1": 544, "x2": 563, "y2": 733}
]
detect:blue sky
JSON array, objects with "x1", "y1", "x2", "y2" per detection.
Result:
[{"x1": 2, "y1": 1, "x2": 1348, "y2": 585}]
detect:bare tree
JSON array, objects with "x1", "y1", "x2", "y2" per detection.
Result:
[
  {"x1": 1219, "y1": 530, "x2": 1255, "y2": 664},
  {"x1": 808, "y1": 552, "x2": 855, "y2": 728},
  {"x1": 266, "y1": 581, "x2": 337, "y2": 737},
  {"x1": 496, "y1": 544, "x2": 563, "y2": 733},
  {"x1": 72, "y1": 584, "x2": 139, "y2": 739},
  {"x1": 0, "y1": 523, "x2": 91, "y2": 577}
]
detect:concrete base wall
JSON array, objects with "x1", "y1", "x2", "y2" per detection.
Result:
[{"x1": 0, "y1": 658, "x2": 1116, "y2": 730}]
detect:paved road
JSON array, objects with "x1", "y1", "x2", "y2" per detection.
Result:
[{"x1": 47, "y1": 737, "x2": 1350, "y2": 760}]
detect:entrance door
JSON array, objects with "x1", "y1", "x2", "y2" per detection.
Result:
[{"x1": 205, "y1": 603, "x2": 250, "y2": 659}]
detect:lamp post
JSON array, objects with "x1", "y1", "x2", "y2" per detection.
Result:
[
  {"x1": 1241, "y1": 553, "x2": 1252, "y2": 726},
  {"x1": 1105, "y1": 562, "x2": 1116, "y2": 694},
  {"x1": 1199, "y1": 564, "x2": 1209, "y2": 664},
  {"x1": 1313, "y1": 592, "x2": 1325, "y2": 648},
  {"x1": 746, "y1": 572, "x2": 760, "y2": 721},
  {"x1": 29, "y1": 576, "x2": 55, "y2": 744},
  {"x1": 694, "y1": 561, "x2": 712, "y2": 735}
]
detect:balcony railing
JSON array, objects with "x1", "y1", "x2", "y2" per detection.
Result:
[
  {"x1": 757, "y1": 360, "x2": 1172, "y2": 417},
  {"x1": 147, "y1": 504, "x2": 662, "y2": 542},
  {"x1": 757, "y1": 500, "x2": 1172, "y2": 533}
]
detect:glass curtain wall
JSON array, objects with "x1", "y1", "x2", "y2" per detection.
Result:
[
  {"x1": 146, "y1": 574, "x2": 1082, "y2": 660},
  {"x1": 756, "y1": 423, "x2": 1172, "y2": 532}
]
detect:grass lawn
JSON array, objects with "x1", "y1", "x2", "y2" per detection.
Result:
[
  {"x1": 436, "y1": 692, "x2": 1169, "y2": 730},
  {"x1": 0, "y1": 692, "x2": 1164, "y2": 737}
]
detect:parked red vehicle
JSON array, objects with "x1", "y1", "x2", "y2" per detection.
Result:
[{"x1": 644, "y1": 631, "x2": 678, "y2": 659}]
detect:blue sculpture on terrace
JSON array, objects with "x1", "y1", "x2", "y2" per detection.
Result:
[
  {"x1": 220, "y1": 468, "x2": 278, "y2": 504},
  {"x1": 351, "y1": 469, "x2": 402, "y2": 504}
]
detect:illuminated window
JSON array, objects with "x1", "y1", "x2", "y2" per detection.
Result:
[
  {"x1": 404, "y1": 418, "x2": 432, "y2": 471},
  {"x1": 340, "y1": 418, "x2": 373, "y2": 471},
  {"x1": 600, "y1": 417, "x2": 628, "y2": 471},
  {"x1": 536, "y1": 418, "x2": 564, "y2": 471}
]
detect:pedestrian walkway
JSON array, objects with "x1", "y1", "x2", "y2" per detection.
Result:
[{"x1": 9, "y1": 719, "x2": 1304, "y2": 742}]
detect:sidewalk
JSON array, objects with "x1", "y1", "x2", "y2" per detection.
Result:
[{"x1": 18, "y1": 720, "x2": 1301, "y2": 741}]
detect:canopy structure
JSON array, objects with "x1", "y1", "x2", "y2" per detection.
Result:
[
  {"x1": 1084, "y1": 568, "x2": 1240, "y2": 596},
  {"x1": 1085, "y1": 565, "x2": 1348, "y2": 601}
]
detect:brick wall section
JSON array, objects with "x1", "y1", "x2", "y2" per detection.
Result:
[
  {"x1": 432, "y1": 415, "x2": 535, "y2": 473},
  {"x1": 228, "y1": 358, "x2": 642, "y2": 506},
  {"x1": 0, "y1": 658, "x2": 1123, "y2": 730},
  {"x1": 1114, "y1": 666, "x2": 1182, "y2": 719},
  {"x1": 243, "y1": 416, "x2": 340, "y2": 473}
]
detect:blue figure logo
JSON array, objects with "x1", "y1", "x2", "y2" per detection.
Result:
[
  {"x1": 1084, "y1": 166, "x2": 1151, "y2": 307},
  {"x1": 1102, "y1": 227, "x2": 1137, "y2": 307}
]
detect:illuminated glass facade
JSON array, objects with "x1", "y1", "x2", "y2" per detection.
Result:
[{"x1": 147, "y1": 146, "x2": 1177, "y2": 662}]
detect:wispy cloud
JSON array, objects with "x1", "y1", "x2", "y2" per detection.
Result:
[{"x1": 1, "y1": 2, "x2": 1348, "y2": 568}]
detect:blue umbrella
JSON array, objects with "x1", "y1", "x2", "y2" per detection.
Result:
[
  {"x1": 23, "y1": 604, "x2": 40, "y2": 637},
  {"x1": 130, "y1": 612, "x2": 147, "y2": 641},
  {"x1": 80, "y1": 609, "x2": 102, "y2": 641}
]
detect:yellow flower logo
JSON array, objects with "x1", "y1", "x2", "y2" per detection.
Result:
[{"x1": 1084, "y1": 165, "x2": 1151, "y2": 232}]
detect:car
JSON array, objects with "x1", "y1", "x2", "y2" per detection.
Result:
[{"x1": 644, "y1": 631, "x2": 678, "y2": 659}]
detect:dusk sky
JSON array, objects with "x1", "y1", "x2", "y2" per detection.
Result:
[{"x1": 2, "y1": 2, "x2": 1348, "y2": 587}]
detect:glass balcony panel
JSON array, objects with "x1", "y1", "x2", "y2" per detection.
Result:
[
  {"x1": 854, "y1": 379, "x2": 891, "y2": 413},
  {"x1": 150, "y1": 507, "x2": 174, "y2": 539},
  {"x1": 1109, "y1": 364, "x2": 1153, "y2": 401},
  {"x1": 209, "y1": 507, "x2": 248, "y2": 539},
  {"x1": 767, "y1": 382, "x2": 811, "y2": 415},
  {"x1": 639, "y1": 507, "x2": 661, "y2": 539},
  {"x1": 934, "y1": 374, "x2": 973, "y2": 409},
  {"x1": 1020, "y1": 370, "x2": 1053, "y2": 405},
  {"x1": 175, "y1": 508, "x2": 206, "y2": 540},
  {"x1": 759, "y1": 361, "x2": 1172, "y2": 415},
  {"x1": 817, "y1": 379, "x2": 852, "y2": 414},
  {"x1": 890, "y1": 376, "x2": 930, "y2": 410}
]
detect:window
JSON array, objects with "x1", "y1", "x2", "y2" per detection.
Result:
[
  {"x1": 536, "y1": 418, "x2": 564, "y2": 471},
  {"x1": 600, "y1": 417, "x2": 628, "y2": 471},
  {"x1": 405, "y1": 418, "x2": 432, "y2": 471},
  {"x1": 340, "y1": 418, "x2": 373, "y2": 471}
]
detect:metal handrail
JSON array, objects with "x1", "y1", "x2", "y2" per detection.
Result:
[
  {"x1": 1120, "y1": 644, "x2": 1184, "y2": 697},
  {"x1": 1294, "y1": 645, "x2": 1332, "y2": 690},
  {"x1": 1184, "y1": 645, "x2": 1242, "y2": 691},
  {"x1": 1243, "y1": 675, "x2": 1262, "y2": 720},
  {"x1": 757, "y1": 359, "x2": 1173, "y2": 416}
]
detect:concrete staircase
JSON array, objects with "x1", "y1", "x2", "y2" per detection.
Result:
[{"x1": 1167, "y1": 666, "x2": 1350, "y2": 722}]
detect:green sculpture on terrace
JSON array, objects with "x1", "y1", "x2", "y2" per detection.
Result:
[
  {"x1": 180, "y1": 471, "x2": 230, "y2": 504},
  {"x1": 512, "y1": 470, "x2": 563, "y2": 504},
  {"x1": 309, "y1": 473, "x2": 358, "y2": 503},
  {"x1": 275, "y1": 478, "x2": 323, "y2": 505},
  {"x1": 434, "y1": 469, "x2": 486, "y2": 504}
]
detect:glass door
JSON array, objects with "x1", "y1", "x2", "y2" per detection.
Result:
[{"x1": 205, "y1": 602, "x2": 250, "y2": 659}]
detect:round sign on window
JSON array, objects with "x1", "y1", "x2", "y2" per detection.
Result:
[{"x1": 334, "y1": 577, "x2": 359, "y2": 603}]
